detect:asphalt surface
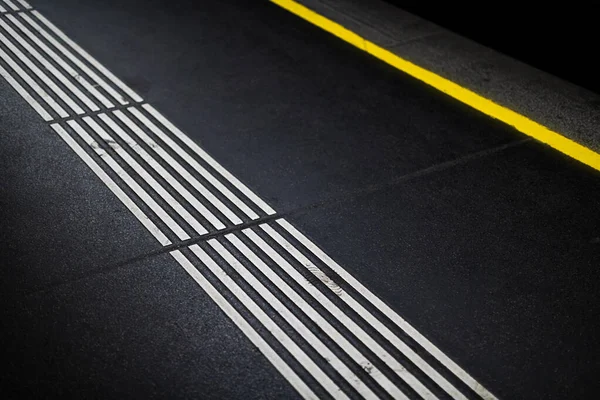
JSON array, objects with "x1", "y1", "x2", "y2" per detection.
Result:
[{"x1": 1, "y1": 0, "x2": 599, "y2": 399}]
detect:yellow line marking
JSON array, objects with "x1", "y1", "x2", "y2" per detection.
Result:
[{"x1": 271, "y1": 0, "x2": 600, "y2": 173}]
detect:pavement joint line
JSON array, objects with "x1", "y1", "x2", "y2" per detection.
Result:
[
  {"x1": 0, "y1": 4, "x2": 507, "y2": 399},
  {"x1": 271, "y1": 0, "x2": 600, "y2": 174}
]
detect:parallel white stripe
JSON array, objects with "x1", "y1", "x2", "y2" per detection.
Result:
[
  {"x1": 191, "y1": 243, "x2": 349, "y2": 400},
  {"x1": 16, "y1": 0, "x2": 31, "y2": 10},
  {"x1": 212, "y1": 238, "x2": 379, "y2": 399},
  {"x1": 279, "y1": 220, "x2": 496, "y2": 400},
  {"x1": 50, "y1": 124, "x2": 170, "y2": 245},
  {"x1": 114, "y1": 110, "x2": 230, "y2": 230},
  {"x1": 83, "y1": 116, "x2": 208, "y2": 236},
  {"x1": 21, "y1": 13, "x2": 124, "y2": 106},
  {"x1": 0, "y1": 63, "x2": 51, "y2": 120},
  {"x1": 127, "y1": 107, "x2": 249, "y2": 224},
  {"x1": 0, "y1": 29, "x2": 84, "y2": 115},
  {"x1": 99, "y1": 114, "x2": 226, "y2": 232},
  {"x1": 8, "y1": 14, "x2": 114, "y2": 108},
  {"x1": 0, "y1": 18, "x2": 98, "y2": 112},
  {"x1": 0, "y1": 46, "x2": 67, "y2": 117},
  {"x1": 32, "y1": 11, "x2": 143, "y2": 103},
  {"x1": 0, "y1": 5, "x2": 7, "y2": 13},
  {"x1": 227, "y1": 234, "x2": 409, "y2": 399},
  {"x1": 170, "y1": 250, "x2": 318, "y2": 400},
  {"x1": 246, "y1": 227, "x2": 439, "y2": 400},
  {"x1": 67, "y1": 119, "x2": 190, "y2": 241},
  {"x1": 143, "y1": 104, "x2": 276, "y2": 216},
  {"x1": 3, "y1": 0, "x2": 18, "y2": 11}
]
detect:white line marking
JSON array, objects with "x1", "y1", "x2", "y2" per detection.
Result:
[
  {"x1": 191, "y1": 243, "x2": 349, "y2": 400},
  {"x1": 68, "y1": 119, "x2": 190, "y2": 241},
  {"x1": 98, "y1": 113, "x2": 227, "y2": 233},
  {"x1": 9, "y1": 14, "x2": 114, "y2": 108},
  {"x1": 0, "y1": 17, "x2": 98, "y2": 112},
  {"x1": 121, "y1": 108, "x2": 238, "y2": 228},
  {"x1": 21, "y1": 13, "x2": 123, "y2": 107},
  {"x1": 278, "y1": 220, "x2": 488, "y2": 400},
  {"x1": 0, "y1": 5, "x2": 7, "y2": 13},
  {"x1": 143, "y1": 104, "x2": 276, "y2": 216},
  {"x1": 0, "y1": 63, "x2": 51, "y2": 120},
  {"x1": 32, "y1": 11, "x2": 143, "y2": 104},
  {"x1": 0, "y1": 46, "x2": 67, "y2": 117},
  {"x1": 83, "y1": 116, "x2": 208, "y2": 236},
  {"x1": 170, "y1": 250, "x2": 318, "y2": 400},
  {"x1": 226, "y1": 233, "x2": 409, "y2": 399},
  {"x1": 0, "y1": 29, "x2": 84, "y2": 115},
  {"x1": 3, "y1": 0, "x2": 18, "y2": 12},
  {"x1": 213, "y1": 238, "x2": 381, "y2": 399},
  {"x1": 16, "y1": 0, "x2": 31, "y2": 9},
  {"x1": 50, "y1": 124, "x2": 170, "y2": 245},
  {"x1": 249, "y1": 226, "x2": 441, "y2": 400}
]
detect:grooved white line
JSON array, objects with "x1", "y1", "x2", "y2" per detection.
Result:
[
  {"x1": 3, "y1": 0, "x2": 18, "y2": 12},
  {"x1": 83, "y1": 116, "x2": 208, "y2": 236},
  {"x1": 98, "y1": 113, "x2": 225, "y2": 233},
  {"x1": 0, "y1": 17, "x2": 98, "y2": 112},
  {"x1": 191, "y1": 243, "x2": 349, "y2": 400},
  {"x1": 0, "y1": 29, "x2": 83, "y2": 115},
  {"x1": 246, "y1": 227, "x2": 439, "y2": 400},
  {"x1": 50, "y1": 124, "x2": 170, "y2": 245},
  {"x1": 31, "y1": 11, "x2": 143, "y2": 103},
  {"x1": 226, "y1": 233, "x2": 409, "y2": 399},
  {"x1": 16, "y1": 0, "x2": 31, "y2": 10},
  {"x1": 143, "y1": 104, "x2": 276, "y2": 216},
  {"x1": 212, "y1": 238, "x2": 379, "y2": 399},
  {"x1": 21, "y1": 13, "x2": 124, "y2": 106},
  {"x1": 114, "y1": 109, "x2": 230, "y2": 229},
  {"x1": 277, "y1": 220, "x2": 476, "y2": 400},
  {"x1": 0, "y1": 63, "x2": 50, "y2": 120},
  {"x1": 9, "y1": 14, "x2": 114, "y2": 108},
  {"x1": 67, "y1": 119, "x2": 190, "y2": 241},
  {"x1": 0, "y1": 46, "x2": 67, "y2": 117},
  {"x1": 0, "y1": 5, "x2": 7, "y2": 13},
  {"x1": 170, "y1": 250, "x2": 318, "y2": 400},
  {"x1": 127, "y1": 107, "x2": 254, "y2": 223}
]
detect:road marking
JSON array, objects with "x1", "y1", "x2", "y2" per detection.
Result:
[
  {"x1": 271, "y1": 0, "x2": 600, "y2": 174},
  {"x1": 3, "y1": 0, "x2": 18, "y2": 12},
  {"x1": 16, "y1": 0, "x2": 31, "y2": 10},
  {"x1": 0, "y1": 6, "x2": 501, "y2": 399}
]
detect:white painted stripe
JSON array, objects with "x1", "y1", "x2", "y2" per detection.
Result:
[
  {"x1": 169, "y1": 250, "x2": 318, "y2": 400},
  {"x1": 190, "y1": 243, "x2": 349, "y2": 400},
  {"x1": 247, "y1": 227, "x2": 440, "y2": 400},
  {"x1": 113, "y1": 110, "x2": 231, "y2": 230},
  {"x1": 83, "y1": 116, "x2": 208, "y2": 236},
  {"x1": 3, "y1": 0, "x2": 18, "y2": 12},
  {"x1": 0, "y1": 63, "x2": 51, "y2": 120},
  {"x1": 226, "y1": 233, "x2": 409, "y2": 399},
  {"x1": 0, "y1": 29, "x2": 84, "y2": 115},
  {"x1": 50, "y1": 124, "x2": 170, "y2": 245},
  {"x1": 0, "y1": 46, "x2": 67, "y2": 117},
  {"x1": 127, "y1": 107, "x2": 253, "y2": 223},
  {"x1": 0, "y1": 5, "x2": 7, "y2": 13},
  {"x1": 99, "y1": 114, "x2": 227, "y2": 232},
  {"x1": 277, "y1": 220, "x2": 479, "y2": 400},
  {"x1": 212, "y1": 238, "x2": 380, "y2": 399},
  {"x1": 143, "y1": 104, "x2": 276, "y2": 216},
  {"x1": 67, "y1": 119, "x2": 190, "y2": 241},
  {"x1": 0, "y1": 17, "x2": 98, "y2": 112},
  {"x1": 21, "y1": 13, "x2": 124, "y2": 107},
  {"x1": 16, "y1": 0, "x2": 31, "y2": 9},
  {"x1": 9, "y1": 14, "x2": 114, "y2": 108},
  {"x1": 32, "y1": 11, "x2": 143, "y2": 103}
]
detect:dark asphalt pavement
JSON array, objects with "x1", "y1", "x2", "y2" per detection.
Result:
[{"x1": 1, "y1": 0, "x2": 599, "y2": 399}]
